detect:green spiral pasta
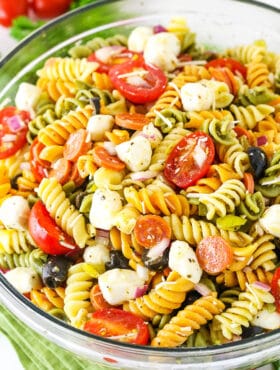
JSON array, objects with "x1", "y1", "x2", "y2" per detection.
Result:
[
  {"x1": 192, "y1": 179, "x2": 246, "y2": 220},
  {"x1": 238, "y1": 191, "x2": 265, "y2": 220},
  {"x1": 236, "y1": 85, "x2": 278, "y2": 107},
  {"x1": 0, "y1": 248, "x2": 47, "y2": 273},
  {"x1": 201, "y1": 118, "x2": 236, "y2": 145},
  {"x1": 154, "y1": 108, "x2": 188, "y2": 133}
]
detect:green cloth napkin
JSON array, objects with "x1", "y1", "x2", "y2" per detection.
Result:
[{"x1": 0, "y1": 304, "x2": 112, "y2": 370}]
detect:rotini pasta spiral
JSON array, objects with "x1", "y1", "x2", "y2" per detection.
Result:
[
  {"x1": 230, "y1": 104, "x2": 274, "y2": 130},
  {"x1": 0, "y1": 230, "x2": 35, "y2": 254},
  {"x1": 64, "y1": 263, "x2": 95, "y2": 327},
  {"x1": 31, "y1": 287, "x2": 65, "y2": 312},
  {"x1": 213, "y1": 284, "x2": 274, "y2": 340},
  {"x1": 246, "y1": 62, "x2": 273, "y2": 89},
  {"x1": 226, "y1": 41, "x2": 267, "y2": 64},
  {"x1": 38, "y1": 105, "x2": 93, "y2": 146},
  {"x1": 0, "y1": 248, "x2": 47, "y2": 273},
  {"x1": 36, "y1": 77, "x2": 77, "y2": 101},
  {"x1": 191, "y1": 179, "x2": 246, "y2": 220},
  {"x1": 151, "y1": 294, "x2": 225, "y2": 347},
  {"x1": 37, "y1": 177, "x2": 93, "y2": 248},
  {"x1": 163, "y1": 214, "x2": 253, "y2": 247},
  {"x1": 123, "y1": 271, "x2": 194, "y2": 320}
]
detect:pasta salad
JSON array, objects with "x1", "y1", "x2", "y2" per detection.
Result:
[{"x1": 1, "y1": 16, "x2": 280, "y2": 347}]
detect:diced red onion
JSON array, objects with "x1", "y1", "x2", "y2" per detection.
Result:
[
  {"x1": 130, "y1": 170, "x2": 159, "y2": 181},
  {"x1": 20, "y1": 162, "x2": 31, "y2": 171},
  {"x1": 7, "y1": 115, "x2": 25, "y2": 132},
  {"x1": 153, "y1": 25, "x2": 167, "y2": 33},
  {"x1": 147, "y1": 238, "x2": 170, "y2": 259},
  {"x1": 95, "y1": 228, "x2": 110, "y2": 245},
  {"x1": 134, "y1": 284, "x2": 148, "y2": 298},
  {"x1": 257, "y1": 136, "x2": 268, "y2": 146},
  {"x1": 103, "y1": 141, "x2": 117, "y2": 155},
  {"x1": 252, "y1": 281, "x2": 271, "y2": 292},
  {"x1": 1, "y1": 134, "x2": 17, "y2": 142},
  {"x1": 194, "y1": 283, "x2": 212, "y2": 296},
  {"x1": 95, "y1": 45, "x2": 126, "y2": 63}
]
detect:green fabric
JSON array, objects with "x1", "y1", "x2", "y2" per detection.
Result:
[{"x1": 0, "y1": 304, "x2": 112, "y2": 370}]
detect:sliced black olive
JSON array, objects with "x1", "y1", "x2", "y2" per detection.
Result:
[
  {"x1": 105, "y1": 250, "x2": 130, "y2": 270},
  {"x1": 141, "y1": 247, "x2": 169, "y2": 271},
  {"x1": 241, "y1": 325, "x2": 265, "y2": 339},
  {"x1": 247, "y1": 147, "x2": 268, "y2": 180},
  {"x1": 183, "y1": 290, "x2": 202, "y2": 306},
  {"x1": 42, "y1": 256, "x2": 72, "y2": 288},
  {"x1": 273, "y1": 238, "x2": 280, "y2": 259}
]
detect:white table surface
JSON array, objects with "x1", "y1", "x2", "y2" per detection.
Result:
[{"x1": 0, "y1": 1, "x2": 279, "y2": 369}]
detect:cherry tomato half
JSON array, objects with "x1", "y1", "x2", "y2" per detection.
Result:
[
  {"x1": 29, "y1": 201, "x2": 78, "y2": 255},
  {"x1": 109, "y1": 59, "x2": 167, "y2": 104},
  {"x1": 0, "y1": 106, "x2": 30, "y2": 159},
  {"x1": 164, "y1": 131, "x2": 215, "y2": 189},
  {"x1": 0, "y1": 0, "x2": 28, "y2": 27},
  {"x1": 84, "y1": 308, "x2": 150, "y2": 345},
  {"x1": 205, "y1": 57, "x2": 247, "y2": 79},
  {"x1": 271, "y1": 267, "x2": 280, "y2": 312},
  {"x1": 196, "y1": 236, "x2": 234, "y2": 275},
  {"x1": 31, "y1": 0, "x2": 71, "y2": 19},
  {"x1": 134, "y1": 215, "x2": 171, "y2": 248},
  {"x1": 88, "y1": 46, "x2": 143, "y2": 74}
]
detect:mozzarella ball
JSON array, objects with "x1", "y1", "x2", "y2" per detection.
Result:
[
  {"x1": 168, "y1": 240, "x2": 202, "y2": 283},
  {"x1": 89, "y1": 189, "x2": 122, "y2": 230},
  {"x1": 259, "y1": 205, "x2": 280, "y2": 238},
  {"x1": 98, "y1": 268, "x2": 146, "y2": 305},
  {"x1": 87, "y1": 114, "x2": 114, "y2": 141},
  {"x1": 0, "y1": 196, "x2": 30, "y2": 230},
  {"x1": 252, "y1": 308, "x2": 280, "y2": 330},
  {"x1": 15, "y1": 83, "x2": 41, "y2": 116},
  {"x1": 83, "y1": 244, "x2": 110, "y2": 265},
  {"x1": 5, "y1": 267, "x2": 42, "y2": 294},
  {"x1": 115, "y1": 136, "x2": 152, "y2": 172},
  {"x1": 181, "y1": 81, "x2": 214, "y2": 111},
  {"x1": 144, "y1": 32, "x2": 180, "y2": 71},
  {"x1": 128, "y1": 26, "x2": 153, "y2": 52}
]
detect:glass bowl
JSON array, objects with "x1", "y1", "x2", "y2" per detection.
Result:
[{"x1": 0, "y1": 0, "x2": 280, "y2": 369}]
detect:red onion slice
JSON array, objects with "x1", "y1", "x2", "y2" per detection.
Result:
[
  {"x1": 7, "y1": 115, "x2": 25, "y2": 132},
  {"x1": 257, "y1": 135, "x2": 267, "y2": 146},
  {"x1": 134, "y1": 284, "x2": 148, "y2": 298},
  {"x1": 252, "y1": 281, "x2": 271, "y2": 292},
  {"x1": 194, "y1": 283, "x2": 212, "y2": 296},
  {"x1": 95, "y1": 46, "x2": 126, "y2": 64},
  {"x1": 147, "y1": 238, "x2": 170, "y2": 259}
]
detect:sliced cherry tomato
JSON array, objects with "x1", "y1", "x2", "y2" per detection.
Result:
[
  {"x1": 196, "y1": 236, "x2": 234, "y2": 275},
  {"x1": 271, "y1": 267, "x2": 280, "y2": 312},
  {"x1": 243, "y1": 172, "x2": 255, "y2": 193},
  {"x1": 0, "y1": 106, "x2": 29, "y2": 159},
  {"x1": 30, "y1": 138, "x2": 50, "y2": 182},
  {"x1": 28, "y1": 201, "x2": 78, "y2": 255},
  {"x1": 31, "y1": 0, "x2": 71, "y2": 19},
  {"x1": 88, "y1": 46, "x2": 143, "y2": 74},
  {"x1": 92, "y1": 145, "x2": 126, "y2": 171},
  {"x1": 205, "y1": 58, "x2": 247, "y2": 79},
  {"x1": 164, "y1": 131, "x2": 215, "y2": 189},
  {"x1": 90, "y1": 284, "x2": 114, "y2": 311},
  {"x1": 109, "y1": 59, "x2": 167, "y2": 104},
  {"x1": 84, "y1": 308, "x2": 149, "y2": 345},
  {"x1": 0, "y1": 0, "x2": 28, "y2": 27},
  {"x1": 134, "y1": 215, "x2": 171, "y2": 248},
  {"x1": 63, "y1": 129, "x2": 92, "y2": 162},
  {"x1": 48, "y1": 157, "x2": 72, "y2": 185},
  {"x1": 115, "y1": 113, "x2": 150, "y2": 130}
]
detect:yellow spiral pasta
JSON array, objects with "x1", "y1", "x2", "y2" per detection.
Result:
[
  {"x1": 37, "y1": 177, "x2": 93, "y2": 248},
  {"x1": 92, "y1": 71, "x2": 113, "y2": 90},
  {"x1": 123, "y1": 271, "x2": 194, "y2": 320},
  {"x1": 216, "y1": 139, "x2": 250, "y2": 177},
  {"x1": 172, "y1": 65, "x2": 211, "y2": 87},
  {"x1": 208, "y1": 163, "x2": 242, "y2": 182},
  {"x1": 246, "y1": 62, "x2": 273, "y2": 89},
  {"x1": 0, "y1": 230, "x2": 35, "y2": 254},
  {"x1": 38, "y1": 105, "x2": 93, "y2": 146},
  {"x1": 37, "y1": 57, "x2": 99, "y2": 84},
  {"x1": 230, "y1": 103, "x2": 275, "y2": 129},
  {"x1": 31, "y1": 287, "x2": 65, "y2": 312},
  {"x1": 151, "y1": 294, "x2": 225, "y2": 347},
  {"x1": 16, "y1": 170, "x2": 38, "y2": 194},
  {"x1": 64, "y1": 263, "x2": 95, "y2": 327},
  {"x1": 226, "y1": 42, "x2": 267, "y2": 64},
  {"x1": 123, "y1": 186, "x2": 190, "y2": 216},
  {"x1": 146, "y1": 86, "x2": 182, "y2": 121},
  {"x1": 0, "y1": 165, "x2": 11, "y2": 199},
  {"x1": 163, "y1": 214, "x2": 253, "y2": 247},
  {"x1": 185, "y1": 109, "x2": 233, "y2": 130},
  {"x1": 216, "y1": 267, "x2": 274, "y2": 291},
  {"x1": 149, "y1": 124, "x2": 190, "y2": 172},
  {"x1": 185, "y1": 177, "x2": 222, "y2": 194},
  {"x1": 36, "y1": 77, "x2": 77, "y2": 101},
  {"x1": 213, "y1": 284, "x2": 274, "y2": 340}
]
